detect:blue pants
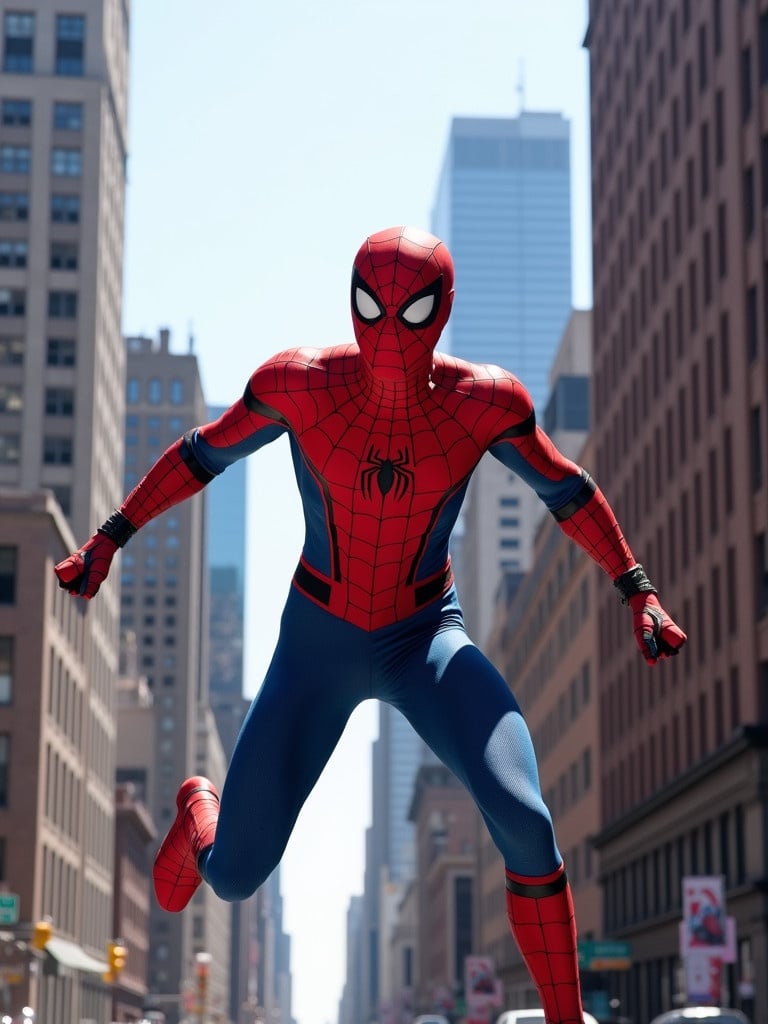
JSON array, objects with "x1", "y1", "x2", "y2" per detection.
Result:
[{"x1": 202, "y1": 586, "x2": 561, "y2": 900}]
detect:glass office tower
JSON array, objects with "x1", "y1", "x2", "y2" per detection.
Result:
[
  {"x1": 431, "y1": 112, "x2": 574, "y2": 644},
  {"x1": 432, "y1": 112, "x2": 572, "y2": 410}
]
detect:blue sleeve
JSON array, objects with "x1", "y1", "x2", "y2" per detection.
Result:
[
  {"x1": 489, "y1": 439, "x2": 587, "y2": 512},
  {"x1": 188, "y1": 422, "x2": 287, "y2": 476}
]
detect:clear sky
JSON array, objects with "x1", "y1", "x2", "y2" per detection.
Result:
[{"x1": 121, "y1": 3, "x2": 591, "y2": 1024}]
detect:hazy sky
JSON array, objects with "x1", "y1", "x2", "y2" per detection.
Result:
[{"x1": 121, "y1": 3, "x2": 591, "y2": 1024}]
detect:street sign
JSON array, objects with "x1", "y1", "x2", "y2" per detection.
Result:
[
  {"x1": 578, "y1": 939, "x2": 632, "y2": 971},
  {"x1": 0, "y1": 893, "x2": 19, "y2": 925}
]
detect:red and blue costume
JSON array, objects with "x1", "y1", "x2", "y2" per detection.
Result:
[{"x1": 55, "y1": 227, "x2": 686, "y2": 1024}]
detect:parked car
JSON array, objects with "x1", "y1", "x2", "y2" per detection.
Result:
[
  {"x1": 496, "y1": 1010, "x2": 600, "y2": 1024},
  {"x1": 413, "y1": 1015, "x2": 451, "y2": 1024},
  {"x1": 648, "y1": 1009, "x2": 751, "y2": 1024}
]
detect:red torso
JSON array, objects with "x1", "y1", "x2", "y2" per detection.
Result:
[{"x1": 212, "y1": 344, "x2": 534, "y2": 630}]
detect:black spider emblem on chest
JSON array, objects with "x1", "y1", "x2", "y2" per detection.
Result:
[{"x1": 360, "y1": 446, "x2": 414, "y2": 499}]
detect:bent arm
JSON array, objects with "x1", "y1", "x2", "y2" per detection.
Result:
[
  {"x1": 119, "y1": 375, "x2": 288, "y2": 532},
  {"x1": 488, "y1": 393, "x2": 635, "y2": 580}
]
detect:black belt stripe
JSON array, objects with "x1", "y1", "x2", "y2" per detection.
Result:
[
  {"x1": 551, "y1": 471, "x2": 596, "y2": 522},
  {"x1": 180, "y1": 430, "x2": 215, "y2": 485},
  {"x1": 293, "y1": 562, "x2": 451, "y2": 610},
  {"x1": 293, "y1": 562, "x2": 331, "y2": 605},
  {"x1": 489, "y1": 409, "x2": 536, "y2": 445},
  {"x1": 505, "y1": 870, "x2": 568, "y2": 898},
  {"x1": 415, "y1": 566, "x2": 453, "y2": 606}
]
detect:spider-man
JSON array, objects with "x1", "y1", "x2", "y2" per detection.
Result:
[{"x1": 55, "y1": 226, "x2": 686, "y2": 1024}]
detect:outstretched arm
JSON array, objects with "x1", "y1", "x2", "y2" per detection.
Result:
[
  {"x1": 54, "y1": 374, "x2": 287, "y2": 599},
  {"x1": 489, "y1": 386, "x2": 687, "y2": 665}
]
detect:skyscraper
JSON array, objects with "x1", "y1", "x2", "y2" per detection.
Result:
[
  {"x1": 361, "y1": 704, "x2": 436, "y2": 1022},
  {"x1": 431, "y1": 113, "x2": 573, "y2": 644},
  {"x1": 0, "y1": 4, "x2": 129, "y2": 1020},
  {"x1": 121, "y1": 329, "x2": 230, "y2": 1024}
]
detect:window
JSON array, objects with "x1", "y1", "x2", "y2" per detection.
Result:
[
  {"x1": 0, "y1": 435, "x2": 19, "y2": 465},
  {"x1": 0, "y1": 289, "x2": 25, "y2": 316},
  {"x1": 44, "y1": 387, "x2": 74, "y2": 416},
  {"x1": 0, "y1": 192, "x2": 27, "y2": 221},
  {"x1": 148, "y1": 378, "x2": 162, "y2": 404},
  {"x1": 51, "y1": 148, "x2": 81, "y2": 177},
  {"x1": 55, "y1": 15, "x2": 84, "y2": 76},
  {"x1": 746, "y1": 285, "x2": 758, "y2": 360},
  {"x1": 742, "y1": 46, "x2": 753, "y2": 122},
  {"x1": 48, "y1": 291, "x2": 77, "y2": 318},
  {"x1": 169, "y1": 379, "x2": 184, "y2": 405},
  {"x1": 0, "y1": 338, "x2": 22, "y2": 365},
  {"x1": 751, "y1": 406, "x2": 764, "y2": 491},
  {"x1": 0, "y1": 735, "x2": 8, "y2": 806},
  {"x1": 53, "y1": 102, "x2": 82, "y2": 131},
  {"x1": 42, "y1": 436, "x2": 73, "y2": 465},
  {"x1": 744, "y1": 167, "x2": 756, "y2": 238},
  {"x1": 0, "y1": 385, "x2": 21, "y2": 414},
  {"x1": 49, "y1": 241, "x2": 77, "y2": 270},
  {"x1": 126, "y1": 378, "x2": 140, "y2": 403},
  {"x1": 1, "y1": 98, "x2": 30, "y2": 126},
  {"x1": 0, "y1": 241, "x2": 27, "y2": 268},
  {"x1": 0, "y1": 638, "x2": 12, "y2": 704},
  {"x1": 0, "y1": 145, "x2": 29, "y2": 174},
  {"x1": 46, "y1": 338, "x2": 75, "y2": 366},
  {"x1": 3, "y1": 13, "x2": 34, "y2": 73},
  {"x1": 0, "y1": 548, "x2": 17, "y2": 604},
  {"x1": 50, "y1": 194, "x2": 79, "y2": 223},
  {"x1": 756, "y1": 534, "x2": 768, "y2": 619}
]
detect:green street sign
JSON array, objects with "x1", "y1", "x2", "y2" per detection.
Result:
[
  {"x1": 578, "y1": 939, "x2": 632, "y2": 971},
  {"x1": 0, "y1": 893, "x2": 19, "y2": 925}
]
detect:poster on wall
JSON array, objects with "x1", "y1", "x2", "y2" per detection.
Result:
[
  {"x1": 682, "y1": 875, "x2": 728, "y2": 954},
  {"x1": 465, "y1": 955, "x2": 503, "y2": 1024}
]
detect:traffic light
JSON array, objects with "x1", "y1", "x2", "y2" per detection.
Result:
[
  {"x1": 31, "y1": 919, "x2": 52, "y2": 951},
  {"x1": 103, "y1": 940, "x2": 127, "y2": 983}
]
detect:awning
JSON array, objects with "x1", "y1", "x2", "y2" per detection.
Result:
[{"x1": 44, "y1": 936, "x2": 109, "y2": 974}]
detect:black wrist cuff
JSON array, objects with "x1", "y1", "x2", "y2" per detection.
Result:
[
  {"x1": 97, "y1": 509, "x2": 137, "y2": 548},
  {"x1": 613, "y1": 564, "x2": 658, "y2": 604}
]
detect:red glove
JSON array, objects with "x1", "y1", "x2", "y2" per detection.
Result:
[
  {"x1": 54, "y1": 510, "x2": 136, "y2": 600},
  {"x1": 614, "y1": 564, "x2": 688, "y2": 666},
  {"x1": 628, "y1": 592, "x2": 688, "y2": 665},
  {"x1": 54, "y1": 532, "x2": 118, "y2": 599}
]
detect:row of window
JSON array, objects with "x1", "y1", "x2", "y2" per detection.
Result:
[
  {"x1": 0, "y1": 288, "x2": 78, "y2": 318},
  {"x1": 0, "y1": 144, "x2": 81, "y2": 176},
  {"x1": 0, "y1": 385, "x2": 74, "y2": 416},
  {"x1": 126, "y1": 413, "x2": 188, "y2": 436},
  {"x1": 602, "y1": 670, "x2": 747, "y2": 826},
  {"x1": 592, "y1": 0, "x2": 728, "y2": 207},
  {"x1": 0, "y1": 239, "x2": 78, "y2": 270},
  {"x1": 127, "y1": 378, "x2": 187, "y2": 406},
  {"x1": 531, "y1": 662, "x2": 592, "y2": 763},
  {"x1": 3, "y1": 12, "x2": 85, "y2": 76},
  {"x1": 0, "y1": 336, "x2": 76, "y2": 367},
  {"x1": 0, "y1": 190, "x2": 81, "y2": 222},
  {"x1": 0, "y1": 434, "x2": 73, "y2": 466},
  {"x1": 604, "y1": 806, "x2": 747, "y2": 933},
  {"x1": 543, "y1": 747, "x2": 592, "y2": 822},
  {"x1": 2, "y1": 98, "x2": 82, "y2": 130}
]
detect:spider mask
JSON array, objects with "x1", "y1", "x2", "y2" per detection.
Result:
[{"x1": 351, "y1": 226, "x2": 455, "y2": 383}]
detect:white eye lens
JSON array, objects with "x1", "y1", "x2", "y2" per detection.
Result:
[
  {"x1": 355, "y1": 287, "x2": 382, "y2": 320},
  {"x1": 401, "y1": 294, "x2": 435, "y2": 325}
]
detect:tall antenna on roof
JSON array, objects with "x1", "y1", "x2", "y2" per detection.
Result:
[{"x1": 517, "y1": 59, "x2": 526, "y2": 113}]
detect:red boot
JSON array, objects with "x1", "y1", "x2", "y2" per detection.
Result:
[
  {"x1": 505, "y1": 865, "x2": 584, "y2": 1024},
  {"x1": 153, "y1": 777, "x2": 220, "y2": 912}
]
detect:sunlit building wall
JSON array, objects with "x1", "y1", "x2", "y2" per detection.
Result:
[
  {"x1": 587, "y1": 1, "x2": 768, "y2": 1020},
  {"x1": 0, "y1": 4, "x2": 130, "y2": 1021}
]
